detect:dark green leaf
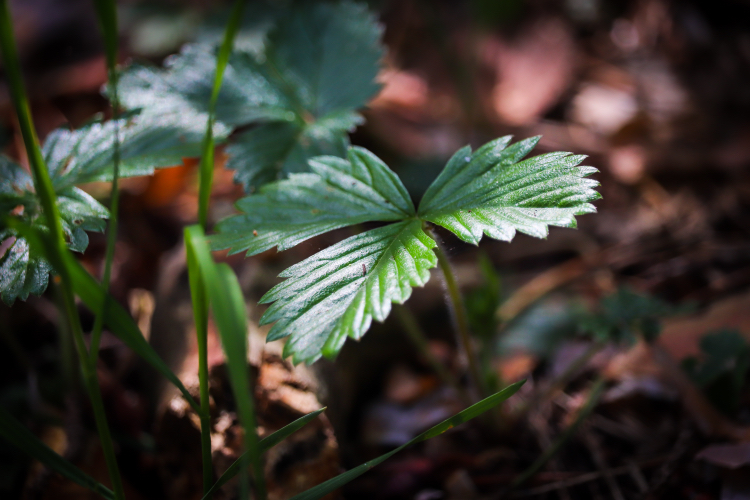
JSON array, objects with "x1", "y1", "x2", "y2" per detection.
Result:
[
  {"x1": 264, "y1": 1, "x2": 382, "y2": 118},
  {"x1": 213, "y1": 147, "x2": 414, "y2": 257},
  {"x1": 0, "y1": 409, "x2": 114, "y2": 500},
  {"x1": 577, "y1": 287, "x2": 688, "y2": 345},
  {"x1": 418, "y1": 136, "x2": 600, "y2": 244},
  {"x1": 259, "y1": 219, "x2": 436, "y2": 364},
  {"x1": 289, "y1": 381, "x2": 524, "y2": 500},
  {"x1": 683, "y1": 329, "x2": 750, "y2": 414},
  {"x1": 1, "y1": 150, "x2": 109, "y2": 304},
  {"x1": 117, "y1": 1, "x2": 383, "y2": 191},
  {"x1": 7, "y1": 218, "x2": 201, "y2": 413},
  {"x1": 225, "y1": 111, "x2": 360, "y2": 192}
]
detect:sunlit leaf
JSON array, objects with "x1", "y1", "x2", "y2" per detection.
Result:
[
  {"x1": 212, "y1": 147, "x2": 414, "y2": 257},
  {"x1": 259, "y1": 220, "x2": 436, "y2": 364},
  {"x1": 418, "y1": 136, "x2": 601, "y2": 244}
]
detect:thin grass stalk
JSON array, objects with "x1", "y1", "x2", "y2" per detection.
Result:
[
  {"x1": 194, "y1": 2, "x2": 246, "y2": 494},
  {"x1": 198, "y1": 0, "x2": 246, "y2": 228},
  {"x1": 89, "y1": 0, "x2": 122, "y2": 359},
  {"x1": 0, "y1": 2, "x2": 125, "y2": 498},
  {"x1": 185, "y1": 239, "x2": 215, "y2": 495}
]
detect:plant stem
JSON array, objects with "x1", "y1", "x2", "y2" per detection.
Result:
[
  {"x1": 0, "y1": 2, "x2": 125, "y2": 497},
  {"x1": 193, "y1": 1, "x2": 246, "y2": 495},
  {"x1": 89, "y1": 0, "x2": 122, "y2": 361},
  {"x1": 427, "y1": 227, "x2": 487, "y2": 401},
  {"x1": 198, "y1": 0, "x2": 246, "y2": 229}
]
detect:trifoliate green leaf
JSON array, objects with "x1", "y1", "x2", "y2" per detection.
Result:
[
  {"x1": 418, "y1": 136, "x2": 601, "y2": 244},
  {"x1": 116, "y1": 1, "x2": 383, "y2": 192},
  {"x1": 259, "y1": 220, "x2": 436, "y2": 364},
  {"x1": 212, "y1": 146, "x2": 414, "y2": 256}
]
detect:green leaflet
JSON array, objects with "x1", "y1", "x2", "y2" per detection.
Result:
[
  {"x1": 418, "y1": 136, "x2": 601, "y2": 244},
  {"x1": 0, "y1": 105, "x2": 228, "y2": 304},
  {"x1": 212, "y1": 146, "x2": 414, "y2": 256},
  {"x1": 1, "y1": 152, "x2": 108, "y2": 305},
  {"x1": 259, "y1": 220, "x2": 436, "y2": 364},
  {"x1": 116, "y1": 1, "x2": 383, "y2": 192},
  {"x1": 224, "y1": 137, "x2": 600, "y2": 364},
  {"x1": 44, "y1": 116, "x2": 216, "y2": 187}
]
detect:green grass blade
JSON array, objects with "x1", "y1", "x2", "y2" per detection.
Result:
[
  {"x1": 90, "y1": 0, "x2": 122, "y2": 360},
  {"x1": 1, "y1": 4, "x2": 125, "y2": 498},
  {"x1": 0, "y1": 0, "x2": 64, "y2": 249},
  {"x1": 289, "y1": 380, "x2": 525, "y2": 500},
  {"x1": 6, "y1": 218, "x2": 201, "y2": 415},
  {"x1": 185, "y1": 228, "x2": 216, "y2": 495},
  {"x1": 212, "y1": 263, "x2": 265, "y2": 499},
  {"x1": 200, "y1": 408, "x2": 326, "y2": 500},
  {"x1": 0, "y1": 409, "x2": 115, "y2": 500},
  {"x1": 184, "y1": 225, "x2": 266, "y2": 498},
  {"x1": 198, "y1": 0, "x2": 246, "y2": 228}
]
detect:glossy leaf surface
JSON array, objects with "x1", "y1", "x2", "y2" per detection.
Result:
[
  {"x1": 116, "y1": 1, "x2": 383, "y2": 192},
  {"x1": 418, "y1": 136, "x2": 601, "y2": 244},
  {"x1": 212, "y1": 147, "x2": 414, "y2": 256},
  {"x1": 259, "y1": 220, "x2": 436, "y2": 364}
]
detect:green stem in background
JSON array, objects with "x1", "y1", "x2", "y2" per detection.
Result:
[
  {"x1": 0, "y1": 2, "x2": 125, "y2": 499},
  {"x1": 394, "y1": 305, "x2": 469, "y2": 405},
  {"x1": 427, "y1": 226, "x2": 487, "y2": 401},
  {"x1": 193, "y1": 0, "x2": 246, "y2": 494},
  {"x1": 198, "y1": 0, "x2": 246, "y2": 229},
  {"x1": 89, "y1": 0, "x2": 122, "y2": 360},
  {"x1": 507, "y1": 377, "x2": 606, "y2": 495}
]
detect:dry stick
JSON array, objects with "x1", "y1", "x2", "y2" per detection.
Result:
[
  {"x1": 513, "y1": 456, "x2": 668, "y2": 498},
  {"x1": 504, "y1": 378, "x2": 606, "y2": 497},
  {"x1": 528, "y1": 411, "x2": 573, "y2": 500},
  {"x1": 582, "y1": 427, "x2": 626, "y2": 500},
  {"x1": 524, "y1": 341, "x2": 603, "y2": 413}
]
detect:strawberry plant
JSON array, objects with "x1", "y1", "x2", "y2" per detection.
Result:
[
  {"x1": 0, "y1": 0, "x2": 599, "y2": 498},
  {"x1": 212, "y1": 137, "x2": 601, "y2": 365}
]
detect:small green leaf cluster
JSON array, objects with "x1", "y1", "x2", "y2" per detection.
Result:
[
  {"x1": 213, "y1": 136, "x2": 601, "y2": 363},
  {"x1": 576, "y1": 287, "x2": 689, "y2": 345},
  {"x1": 683, "y1": 329, "x2": 750, "y2": 414}
]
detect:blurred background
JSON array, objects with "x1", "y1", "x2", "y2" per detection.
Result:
[{"x1": 2, "y1": 0, "x2": 750, "y2": 499}]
